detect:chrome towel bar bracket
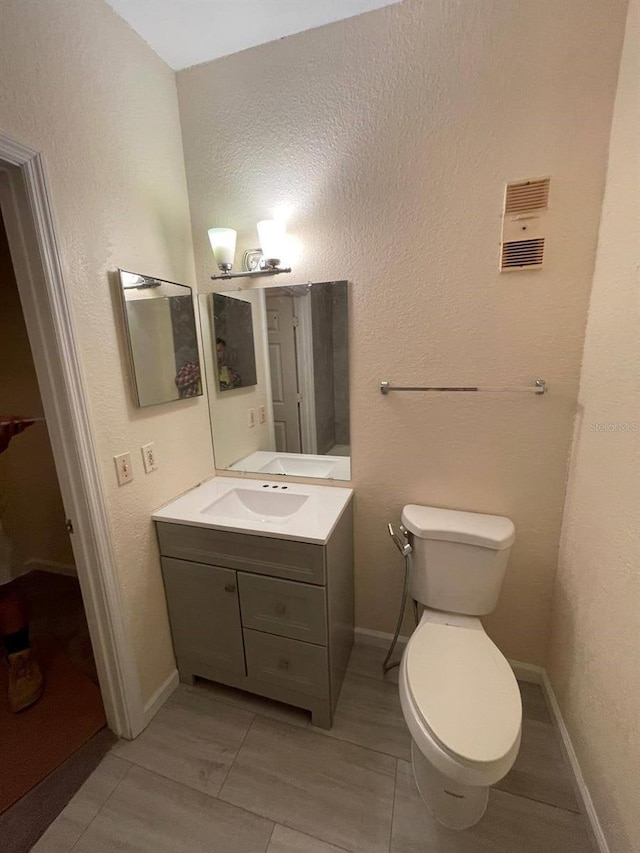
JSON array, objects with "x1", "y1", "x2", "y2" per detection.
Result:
[{"x1": 380, "y1": 379, "x2": 547, "y2": 395}]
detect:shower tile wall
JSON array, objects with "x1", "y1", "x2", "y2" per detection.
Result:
[{"x1": 311, "y1": 283, "x2": 349, "y2": 454}]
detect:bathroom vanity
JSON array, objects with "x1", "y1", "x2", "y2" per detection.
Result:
[{"x1": 152, "y1": 477, "x2": 354, "y2": 728}]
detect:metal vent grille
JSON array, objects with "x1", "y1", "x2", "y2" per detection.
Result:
[
  {"x1": 504, "y1": 178, "x2": 550, "y2": 214},
  {"x1": 501, "y1": 237, "x2": 545, "y2": 269}
]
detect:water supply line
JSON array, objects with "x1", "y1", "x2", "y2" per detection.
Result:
[{"x1": 382, "y1": 522, "x2": 414, "y2": 673}]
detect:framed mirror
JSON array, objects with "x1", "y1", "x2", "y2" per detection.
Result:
[
  {"x1": 118, "y1": 269, "x2": 202, "y2": 408},
  {"x1": 200, "y1": 280, "x2": 350, "y2": 480}
]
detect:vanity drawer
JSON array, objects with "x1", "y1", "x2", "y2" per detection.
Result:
[
  {"x1": 244, "y1": 629, "x2": 329, "y2": 699},
  {"x1": 238, "y1": 573, "x2": 327, "y2": 645},
  {"x1": 156, "y1": 522, "x2": 325, "y2": 584}
]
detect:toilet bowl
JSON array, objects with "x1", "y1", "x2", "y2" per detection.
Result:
[
  {"x1": 396, "y1": 504, "x2": 522, "y2": 829},
  {"x1": 399, "y1": 610, "x2": 521, "y2": 828}
]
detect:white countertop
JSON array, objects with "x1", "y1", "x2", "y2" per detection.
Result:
[{"x1": 152, "y1": 476, "x2": 353, "y2": 545}]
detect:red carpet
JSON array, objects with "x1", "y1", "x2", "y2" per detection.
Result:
[{"x1": 0, "y1": 637, "x2": 106, "y2": 814}]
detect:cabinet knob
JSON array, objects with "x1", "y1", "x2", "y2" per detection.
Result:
[
  {"x1": 274, "y1": 602, "x2": 287, "y2": 617},
  {"x1": 277, "y1": 657, "x2": 290, "y2": 671},
  {"x1": 224, "y1": 583, "x2": 236, "y2": 593}
]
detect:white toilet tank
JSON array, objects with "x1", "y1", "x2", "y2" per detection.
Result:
[{"x1": 401, "y1": 505, "x2": 515, "y2": 616}]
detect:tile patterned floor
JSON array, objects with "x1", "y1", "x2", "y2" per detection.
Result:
[{"x1": 31, "y1": 639, "x2": 595, "y2": 853}]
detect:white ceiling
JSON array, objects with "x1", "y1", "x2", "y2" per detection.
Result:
[{"x1": 105, "y1": 0, "x2": 403, "y2": 70}]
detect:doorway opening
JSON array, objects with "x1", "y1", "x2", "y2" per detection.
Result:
[{"x1": 0, "y1": 207, "x2": 108, "y2": 815}]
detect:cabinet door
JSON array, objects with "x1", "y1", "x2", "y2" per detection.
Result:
[{"x1": 161, "y1": 557, "x2": 245, "y2": 676}]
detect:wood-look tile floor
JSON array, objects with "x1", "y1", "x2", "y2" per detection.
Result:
[{"x1": 31, "y1": 639, "x2": 594, "y2": 853}]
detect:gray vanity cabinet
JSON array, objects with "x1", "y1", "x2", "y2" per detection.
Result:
[{"x1": 155, "y1": 500, "x2": 353, "y2": 729}]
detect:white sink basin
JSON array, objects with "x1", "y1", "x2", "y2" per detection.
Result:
[
  {"x1": 203, "y1": 488, "x2": 308, "y2": 523},
  {"x1": 259, "y1": 457, "x2": 336, "y2": 477},
  {"x1": 152, "y1": 476, "x2": 353, "y2": 544},
  {"x1": 229, "y1": 450, "x2": 351, "y2": 481}
]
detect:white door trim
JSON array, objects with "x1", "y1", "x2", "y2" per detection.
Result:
[
  {"x1": 0, "y1": 132, "x2": 144, "y2": 738},
  {"x1": 294, "y1": 292, "x2": 317, "y2": 455}
]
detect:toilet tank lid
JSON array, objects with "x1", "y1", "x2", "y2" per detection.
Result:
[{"x1": 401, "y1": 505, "x2": 515, "y2": 549}]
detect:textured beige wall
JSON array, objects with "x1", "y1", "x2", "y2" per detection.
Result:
[
  {"x1": 0, "y1": 216, "x2": 75, "y2": 578},
  {"x1": 0, "y1": 0, "x2": 214, "y2": 702},
  {"x1": 177, "y1": 0, "x2": 627, "y2": 664},
  {"x1": 548, "y1": 1, "x2": 640, "y2": 849}
]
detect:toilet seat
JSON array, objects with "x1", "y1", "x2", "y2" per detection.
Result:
[{"x1": 405, "y1": 621, "x2": 521, "y2": 766}]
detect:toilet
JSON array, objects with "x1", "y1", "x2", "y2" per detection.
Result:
[{"x1": 398, "y1": 504, "x2": 522, "y2": 830}]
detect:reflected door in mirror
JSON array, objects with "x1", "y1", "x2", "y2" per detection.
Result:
[{"x1": 267, "y1": 295, "x2": 301, "y2": 453}]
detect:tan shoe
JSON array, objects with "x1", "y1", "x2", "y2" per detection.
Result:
[{"x1": 8, "y1": 648, "x2": 43, "y2": 712}]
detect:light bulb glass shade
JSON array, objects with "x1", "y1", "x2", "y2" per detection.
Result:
[
  {"x1": 257, "y1": 219, "x2": 286, "y2": 265},
  {"x1": 208, "y1": 227, "x2": 237, "y2": 270}
]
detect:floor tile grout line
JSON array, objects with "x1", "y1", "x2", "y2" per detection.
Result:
[
  {"x1": 346, "y1": 663, "x2": 398, "y2": 686},
  {"x1": 216, "y1": 712, "x2": 258, "y2": 797},
  {"x1": 387, "y1": 758, "x2": 399, "y2": 853},
  {"x1": 115, "y1": 759, "x2": 286, "y2": 832},
  {"x1": 184, "y1": 683, "x2": 311, "y2": 729},
  {"x1": 111, "y1": 708, "x2": 260, "y2": 802},
  {"x1": 263, "y1": 821, "x2": 276, "y2": 853},
  {"x1": 494, "y1": 786, "x2": 586, "y2": 817},
  {"x1": 248, "y1": 703, "x2": 407, "y2": 764},
  {"x1": 307, "y1": 724, "x2": 409, "y2": 763},
  {"x1": 496, "y1": 777, "x2": 583, "y2": 814},
  {"x1": 272, "y1": 820, "x2": 355, "y2": 853},
  {"x1": 65, "y1": 759, "x2": 135, "y2": 853}
]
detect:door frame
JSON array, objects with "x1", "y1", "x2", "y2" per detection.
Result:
[
  {"x1": 293, "y1": 292, "x2": 318, "y2": 455},
  {"x1": 0, "y1": 132, "x2": 144, "y2": 738}
]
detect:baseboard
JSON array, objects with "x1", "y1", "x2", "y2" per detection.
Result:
[
  {"x1": 356, "y1": 627, "x2": 607, "y2": 851},
  {"x1": 23, "y1": 558, "x2": 77, "y2": 577},
  {"x1": 142, "y1": 668, "x2": 179, "y2": 730},
  {"x1": 354, "y1": 626, "x2": 409, "y2": 648},
  {"x1": 508, "y1": 658, "x2": 544, "y2": 684},
  {"x1": 541, "y1": 671, "x2": 610, "y2": 853}
]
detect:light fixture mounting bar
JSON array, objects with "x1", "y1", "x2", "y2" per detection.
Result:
[{"x1": 211, "y1": 266, "x2": 292, "y2": 282}]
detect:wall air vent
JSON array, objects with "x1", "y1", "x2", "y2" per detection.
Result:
[
  {"x1": 504, "y1": 178, "x2": 550, "y2": 214},
  {"x1": 501, "y1": 237, "x2": 545, "y2": 269},
  {"x1": 500, "y1": 177, "x2": 550, "y2": 271}
]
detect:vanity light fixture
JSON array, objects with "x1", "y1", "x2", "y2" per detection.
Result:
[
  {"x1": 210, "y1": 219, "x2": 292, "y2": 281},
  {"x1": 208, "y1": 227, "x2": 237, "y2": 273}
]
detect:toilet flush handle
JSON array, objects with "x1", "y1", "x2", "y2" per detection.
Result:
[{"x1": 388, "y1": 523, "x2": 412, "y2": 556}]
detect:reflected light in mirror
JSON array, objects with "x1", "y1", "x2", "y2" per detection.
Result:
[{"x1": 208, "y1": 227, "x2": 237, "y2": 271}]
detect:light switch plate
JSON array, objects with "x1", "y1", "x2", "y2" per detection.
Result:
[
  {"x1": 141, "y1": 442, "x2": 157, "y2": 473},
  {"x1": 258, "y1": 405, "x2": 266, "y2": 424},
  {"x1": 114, "y1": 452, "x2": 133, "y2": 486},
  {"x1": 248, "y1": 408, "x2": 256, "y2": 428}
]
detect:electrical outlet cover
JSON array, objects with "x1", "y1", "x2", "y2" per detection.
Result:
[{"x1": 141, "y1": 443, "x2": 157, "y2": 473}]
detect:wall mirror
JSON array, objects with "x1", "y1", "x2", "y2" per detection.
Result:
[
  {"x1": 200, "y1": 280, "x2": 350, "y2": 480},
  {"x1": 118, "y1": 269, "x2": 202, "y2": 407}
]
